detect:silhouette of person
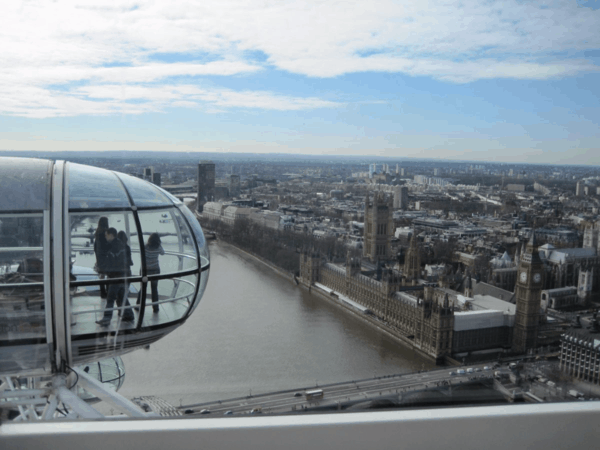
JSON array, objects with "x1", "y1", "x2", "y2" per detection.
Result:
[
  {"x1": 144, "y1": 233, "x2": 165, "y2": 313},
  {"x1": 96, "y1": 228, "x2": 135, "y2": 326},
  {"x1": 94, "y1": 217, "x2": 110, "y2": 298}
]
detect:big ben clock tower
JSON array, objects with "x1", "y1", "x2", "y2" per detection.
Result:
[{"x1": 513, "y1": 231, "x2": 545, "y2": 354}]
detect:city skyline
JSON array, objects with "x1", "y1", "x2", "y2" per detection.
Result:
[{"x1": 1, "y1": 1, "x2": 599, "y2": 165}]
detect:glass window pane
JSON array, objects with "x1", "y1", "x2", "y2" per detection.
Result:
[
  {"x1": 70, "y1": 212, "x2": 142, "y2": 336},
  {"x1": 0, "y1": 212, "x2": 46, "y2": 373},
  {"x1": 0, "y1": 343, "x2": 50, "y2": 374},
  {"x1": 115, "y1": 173, "x2": 173, "y2": 208},
  {"x1": 178, "y1": 205, "x2": 209, "y2": 269},
  {"x1": 0, "y1": 215, "x2": 44, "y2": 285},
  {"x1": 0, "y1": 284, "x2": 45, "y2": 339},
  {"x1": 0, "y1": 214, "x2": 44, "y2": 248},
  {"x1": 0, "y1": 157, "x2": 51, "y2": 211},
  {"x1": 171, "y1": 208, "x2": 198, "y2": 271},
  {"x1": 68, "y1": 163, "x2": 131, "y2": 210},
  {"x1": 188, "y1": 268, "x2": 209, "y2": 317},
  {"x1": 70, "y1": 212, "x2": 142, "y2": 282},
  {"x1": 156, "y1": 186, "x2": 182, "y2": 205},
  {"x1": 140, "y1": 273, "x2": 197, "y2": 328},
  {"x1": 70, "y1": 280, "x2": 140, "y2": 336},
  {"x1": 137, "y1": 208, "x2": 197, "y2": 276}
]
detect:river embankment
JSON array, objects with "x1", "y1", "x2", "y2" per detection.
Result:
[
  {"x1": 118, "y1": 241, "x2": 433, "y2": 405},
  {"x1": 213, "y1": 240, "x2": 446, "y2": 366}
]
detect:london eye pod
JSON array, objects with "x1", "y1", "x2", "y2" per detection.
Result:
[{"x1": 0, "y1": 157, "x2": 210, "y2": 376}]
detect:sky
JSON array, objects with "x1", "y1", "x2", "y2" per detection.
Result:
[{"x1": 0, "y1": 0, "x2": 599, "y2": 165}]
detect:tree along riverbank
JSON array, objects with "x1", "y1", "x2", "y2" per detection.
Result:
[{"x1": 198, "y1": 214, "x2": 349, "y2": 275}]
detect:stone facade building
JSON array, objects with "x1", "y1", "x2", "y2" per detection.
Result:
[
  {"x1": 299, "y1": 250, "x2": 521, "y2": 363},
  {"x1": 315, "y1": 253, "x2": 453, "y2": 363},
  {"x1": 403, "y1": 234, "x2": 421, "y2": 285},
  {"x1": 513, "y1": 233, "x2": 545, "y2": 354},
  {"x1": 541, "y1": 287, "x2": 580, "y2": 310},
  {"x1": 363, "y1": 191, "x2": 393, "y2": 262},
  {"x1": 489, "y1": 252, "x2": 517, "y2": 293},
  {"x1": 536, "y1": 239, "x2": 600, "y2": 303}
]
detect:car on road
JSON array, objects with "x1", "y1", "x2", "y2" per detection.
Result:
[
  {"x1": 475, "y1": 368, "x2": 482, "y2": 372},
  {"x1": 224, "y1": 411, "x2": 233, "y2": 415},
  {"x1": 449, "y1": 371, "x2": 456, "y2": 376},
  {"x1": 457, "y1": 369, "x2": 466, "y2": 375},
  {"x1": 200, "y1": 409, "x2": 210, "y2": 414},
  {"x1": 466, "y1": 368, "x2": 474, "y2": 374},
  {"x1": 250, "y1": 408, "x2": 262, "y2": 414},
  {"x1": 483, "y1": 366, "x2": 491, "y2": 371},
  {"x1": 294, "y1": 392, "x2": 302, "y2": 397}
]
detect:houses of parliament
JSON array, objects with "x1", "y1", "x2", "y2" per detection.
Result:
[{"x1": 299, "y1": 191, "x2": 563, "y2": 364}]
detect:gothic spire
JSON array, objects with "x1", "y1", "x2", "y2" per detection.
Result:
[{"x1": 528, "y1": 229, "x2": 538, "y2": 249}]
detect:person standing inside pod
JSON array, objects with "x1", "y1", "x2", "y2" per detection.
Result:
[
  {"x1": 93, "y1": 217, "x2": 110, "y2": 298},
  {"x1": 96, "y1": 228, "x2": 135, "y2": 326},
  {"x1": 144, "y1": 233, "x2": 165, "y2": 314},
  {"x1": 117, "y1": 231, "x2": 134, "y2": 276}
]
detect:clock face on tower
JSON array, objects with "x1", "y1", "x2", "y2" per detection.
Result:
[
  {"x1": 520, "y1": 271, "x2": 527, "y2": 283},
  {"x1": 533, "y1": 273, "x2": 541, "y2": 283}
]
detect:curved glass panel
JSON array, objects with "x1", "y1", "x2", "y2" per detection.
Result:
[
  {"x1": 141, "y1": 273, "x2": 197, "y2": 328},
  {"x1": 189, "y1": 268, "x2": 209, "y2": 316},
  {"x1": 115, "y1": 173, "x2": 173, "y2": 208},
  {"x1": 69, "y1": 212, "x2": 142, "y2": 335},
  {"x1": 178, "y1": 205, "x2": 209, "y2": 269},
  {"x1": 137, "y1": 208, "x2": 198, "y2": 276},
  {"x1": 0, "y1": 214, "x2": 44, "y2": 262},
  {"x1": 70, "y1": 280, "x2": 140, "y2": 334},
  {"x1": 156, "y1": 185, "x2": 182, "y2": 205},
  {"x1": 0, "y1": 212, "x2": 46, "y2": 374},
  {"x1": 0, "y1": 157, "x2": 51, "y2": 211},
  {"x1": 77, "y1": 357, "x2": 126, "y2": 401},
  {"x1": 68, "y1": 163, "x2": 130, "y2": 210}
]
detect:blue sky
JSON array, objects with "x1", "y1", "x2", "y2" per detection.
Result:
[{"x1": 0, "y1": 1, "x2": 599, "y2": 164}]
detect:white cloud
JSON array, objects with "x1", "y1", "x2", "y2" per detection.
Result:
[
  {"x1": 0, "y1": 0, "x2": 599, "y2": 117},
  {"x1": 0, "y1": 82, "x2": 340, "y2": 118}
]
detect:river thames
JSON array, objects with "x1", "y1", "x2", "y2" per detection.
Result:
[{"x1": 119, "y1": 241, "x2": 434, "y2": 406}]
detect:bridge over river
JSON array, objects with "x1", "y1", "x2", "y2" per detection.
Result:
[{"x1": 173, "y1": 364, "x2": 503, "y2": 416}]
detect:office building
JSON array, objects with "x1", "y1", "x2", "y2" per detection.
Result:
[
  {"x1": 229, "y1": 174, "x2": 241, "y2": 198},
  {"x1": 393, "y1": 186, "x2": 408, "y2": 210},
  {"x1": 197, "y1": 161, "x2": 216, "y2": 213}
]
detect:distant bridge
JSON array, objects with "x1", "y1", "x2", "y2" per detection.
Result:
[
  {"x1": 173, "y1": 192, "x2": 197, "y2": 201},
  {"x1": 175, "y1": 365, "x2": 502, "y2": 417}
]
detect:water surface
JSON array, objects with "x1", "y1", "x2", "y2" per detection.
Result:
[{"x1": 119, "y1": 242, "x2": 434, "y2": 405}]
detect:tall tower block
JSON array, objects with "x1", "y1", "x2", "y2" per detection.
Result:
[
  {"x1": 363, "y1": 191, "x2": 393, "y2": 261},
  {"x1": 197, "y1": 161, "x2": 216, "y2": 213},
  {"x1": 403, "y1": 232, "x2": 421, "y2": 285},
  {"x1": 513, "y1": 232, "x2": 545, "y2": 354}
]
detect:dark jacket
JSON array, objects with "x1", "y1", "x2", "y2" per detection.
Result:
[
  {"x1": 104, "y1": 238, "x2": 130, "y2": 277},
  {"x1": 94, "y1": 233, "x2": 111, "y2": 273}
]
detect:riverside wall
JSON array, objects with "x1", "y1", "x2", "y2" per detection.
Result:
[{"x1": 210, "y1": 241, "x2": 442, "y2": 364}]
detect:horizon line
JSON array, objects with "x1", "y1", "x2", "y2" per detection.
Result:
[{"x1": 0, "y1": 149, "x2": 599, "y2": 168}]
